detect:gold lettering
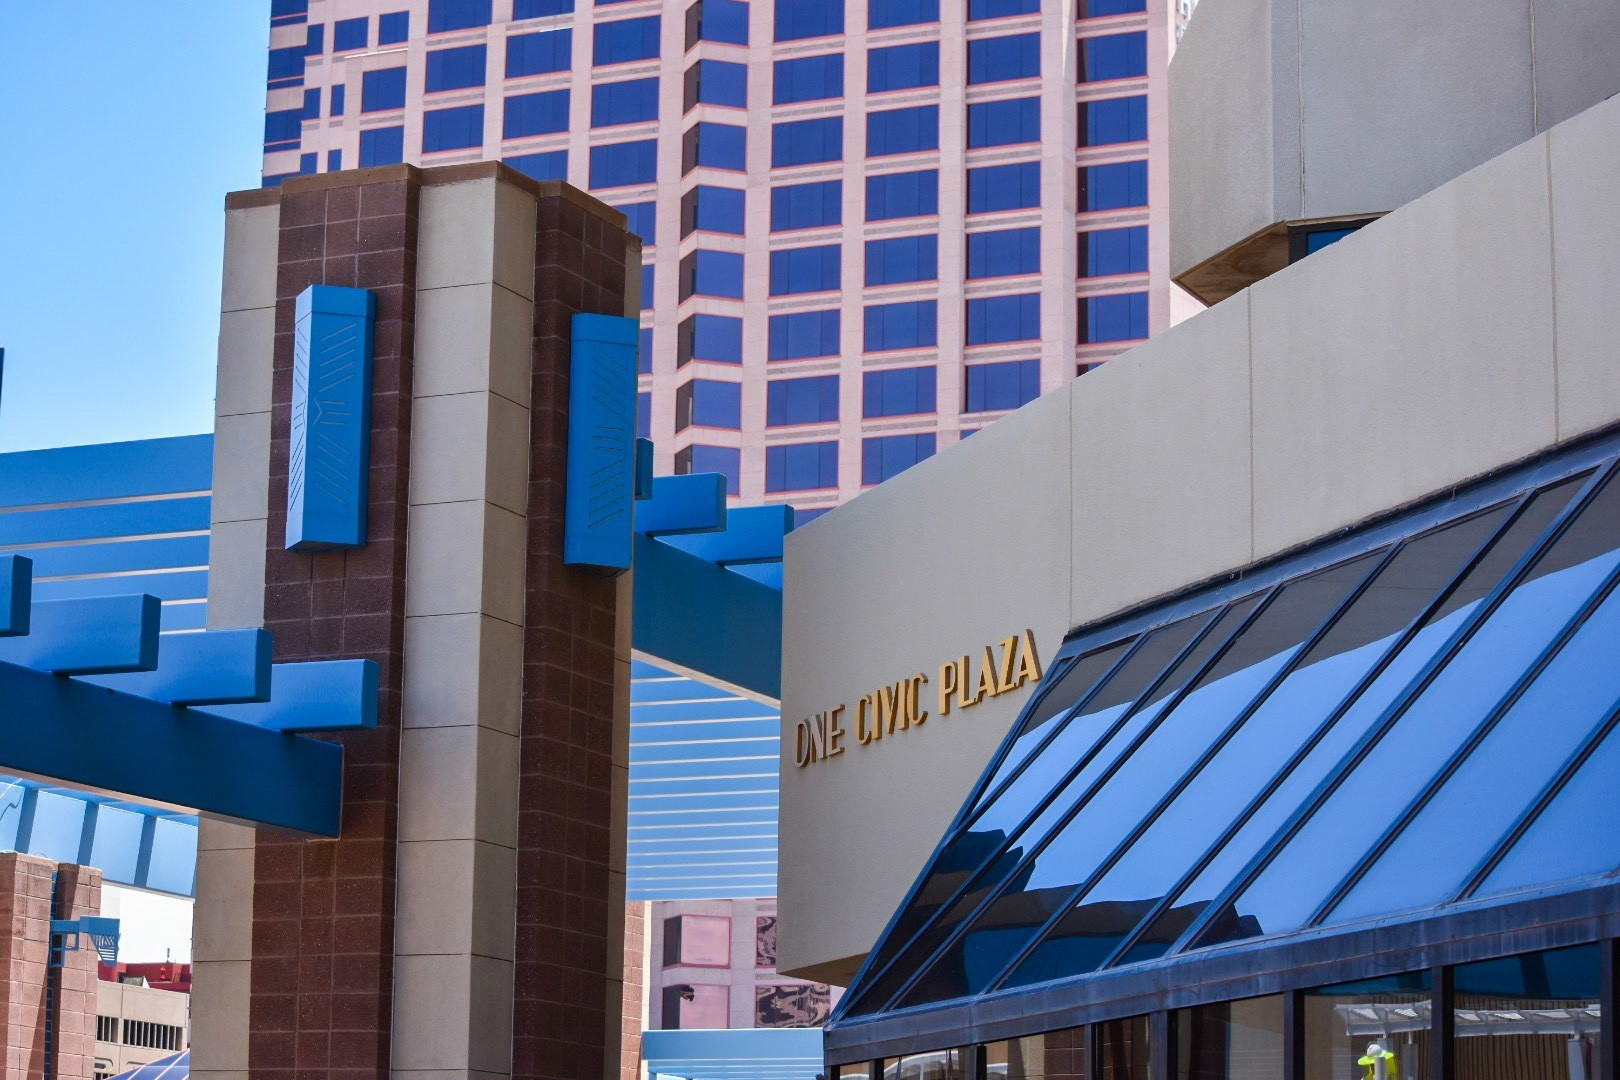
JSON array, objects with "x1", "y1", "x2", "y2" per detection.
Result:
[
  {"x1": 856, "y1": 695, "x2": 875, "y2": 745},
  {"x1": 970, "y1": 646, "x2": 998, "y2": 706},
  {"x1": 997, "y1": 635, "x2": 1019, "y2": 692},
  {"x1": 954, "y1": 655, "x2": 976, "y2": 710},
  {"x1": 810, "y1": 713, "x2": 828, "y2": 763},
  {"x1": 939, "y1": 661, "x2": 958, "y2": 715},
  {"x1": 1016, "y1": 628, "x2": 1043, "y2": 687},
  {"x1": 827, "y1": 705, "x2": 846, "y2": 757},
  {"x1": 908, "y1": 674, "x2": 928, "y2": 726},
  {"x1": 794, "y1": 721, "x2": 811, "y2": 768},
  {"x1": 879, "y1": 682, "x2": 905, "y2": 735}
]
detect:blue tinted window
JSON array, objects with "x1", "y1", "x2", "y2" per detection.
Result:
[
  {"x1": 864, "y1": 300, "x2": 937, "y2": 351},
  {"x1": 1080, "y1": 95, "x2": 1147, "y2": 145},
  {"x1": 867, "y1": 105, "x2": 938, "y2": 156},
  {"x1": 595, "y1": 17, "x2": 662, "y2": 64},
  {"x1": 766, "y1": 442, "x2": 838, "y2": 491},
  {"x1": 775, "y1": 0, "x2": 844, "y2": 41},
  {"x1": 305, "y1": 24, "x2": 325, "y2": 54},
  {"x1": 265, "y1": 109, "x2": 303, "y2": 147},
  {"x1": 302, "y1": 88, "x2": 321, "y2": 119},
  {"x1": 379, "y1": 11, "x2": 410, "y2": 43},
  {"x1": 362, "y1": 67, "x2": 407, "y2": 112},
  {"x1": 967, "y1": 96, "x2": 1038, "y2": 147},
  {"x1": 642, "y1": 264, "x2": 655, "y2": 309},
  {"x1": 681, "y1": 185, "x2": 746, "y2": 235},
  {"x1": 506, "y1": 149, "x2": 568, "y2": 180},
  {"x1": 683, "y1": 122, "x2": 746, "y2": 172},
  {"x1": 866, "y1": 170, "x2": 938, "y2": 220},
  {"x1": 679, "y1": 314, "x2": 744, "y2": 364},
  {"x1": 638, "y1": 327, "x2": 653, "y2": 373},
  {"x1": 689, "y1": 59, "x2": 747, "y2": 107},
  {"x1": 865, "y1": 234, "x2": 937, "y2": 286},
  {"x1": 967, "y1": 161, "x2": 1040, "y2": 213},
  {"x1": 964, "y1": 359, "x2": 1040, "y2": 411},
  {"x1": 516, "y1": 0, "x2": 574, "y2": 15},
  {"x1": 794, "y1": 506, "x2": 832, "y2": 525},
  {"x1": 1080, "y1": 160, "x2": 1147, "y2": 210},
  {"x1": 772, "y1": 180, "x2": 842, "y2": 231},
  {"x1": 768, "y1": 376, "x2": 840, "y2": 426},
  {"x1": 1305, "y1": 227, "x2": 1359, "y2": 254},
  {"x1": 678, "y1": 445, "x2": 742, "y2": 495},
  {"x1": 970, "y1": 0, "x2": 1038, "y2": 18},
  {"x1": 267, "y1": 45, "x2": 307, "y2": 85},
  {"x1": 637, "y1": 391, "x2": 651, "y2": 439},
  {"x1": 868, "y1": 42, "x2": 939, "y2": 92},
  {"x1": 968, "y1": 33, "x2": 1039, "y2": 83},
  {"x1": 360, "y1": 126, "x2": 405, "y2": 167},
  {"x1": 328, "y1": 149, "x2": 342, "y2": 171},
  {"x1": 862, "y1": 433, "x2": 935, "y2": 484},
  {"x1": 300, "y1": 152, "x2": 318, "y2": 175},
  {"x1": 774, "y1": 54, "x2": 844, "y2": 104},
  {"x1": 1080, "y1": 225, "x2": 1147, "y2": 276},
  {"x1": 423, "y1": 104, "x2": 485, "y2": 152},
  {"x1": 1080, "y1": 30, "x2": 1146, "y2": 80},
  {"x1": 271, "y1": 0, "x2": 310, "y2": 21},
  {"x1": 770, "y1": 245, "x2": 841, "y2": 295},
  {"x1": 691, "y1": 0, "x2": 750, "y2": 45},
  {"x1": 967, "y1": 226, "x2": 1040, "y2": 278},
  {"x1": 769, "y1": 310, "x2": 841, "y2": 360},
  {"x1": 590, "y1": 139, "x2": 658, "y2": 187},
  {"x1": 428, "y1": 0, "x2": 492, "y2": 32},
  {"x1": 506, "y1": 89, "x2": 570, "y2": 138},
  {"x1": 863, "y1": 366, "x2": 936, "y2": 418},
  {"x1": 966, "y1": 293, "x2": 1039, "y2": 345},
  {"x1": 593, "y1": 77, "x2": 660, "y2": 126},
  {"x1": 334, "y1": 17, "x2": 369, "y2": 51},
  {"x1": 676, "y1": 379, "x2": 742, "y2": 430},
  {"x1": 680, "y1": 250, "x2": 746, "y2": 299},
  {"x1": 773, "y1": 117, "x2": 843, "y2": 166},
  {"x1": 1080, "y1": 0, "x2": 1146, "y2": 15},
  {"x1": 617, "y1": 201, "x2": 658, "y2": 244},
  {"x1": 508, "y1": 29, "x2": 572, "y2": 75},
  {"x1": 330, "y1": 84, "x2": 347, "y2": 117},
  {"x1": 870, "y1": 0, "x2": 938, "y2": 28},
  {"x1": 1080, "y1": 292, "x2": 1147, "y2": 342},
  {"x1": 427, "y1": 45, "x2": 487, "y2": 91}
]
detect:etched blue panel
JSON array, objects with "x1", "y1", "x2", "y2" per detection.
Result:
[
  {"x1": 286, "y1": 285, "x2": 375, "y2": 551},
  {"x1": 564, "y1": 313, "x2": 640, "y2": 571}
]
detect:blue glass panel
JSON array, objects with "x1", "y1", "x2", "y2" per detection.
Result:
[
  {"x1": 637, "y1": 391, "x2": 652, "y2": 439},
  {"x1": 300, "y1": 152, "x2": 318, "y2": 174},
  {"x1": 967, "y1": 33, "x2": 1039, "y2": 84},
  {"x1": 516, "y1": 0, "x2": 574, "y2": 15},
  {"x1": 773, "y1": 116, "x2": 843, "y2": 166},
  {"x1": 692, "y1": 59, "x2": 748, "y2": 107},
  {"x1": 766, "y1": 442, "x2": 839, "y2": 492},
  {"x1": 1079, "y1": 95, "x2": 1147, "y2": 145},
  {"x1": 772, "y1": 180, "x2": 843, "y2": 231},
  {"x1": 967, "y1": 97, "x2": 1039, "y2": 148},
  {"x1": 328, "y1": 149, "x2": 342, "y2": 171},
  {"x1": 867, "y1": 170, "x2": 938, "y2": 221},
  {"x1": 863, "y1": 434, "x2": 935, "y2": 484},
  {"x1": 864, "y1": 300, "x2": 937, "y2": 351},
  {"x1": 774, "y1": 54, "x2": 844, "y2": 104},
  {"x1": 680, "y1": 314, "x2": 744, "y2": 364},
  {"x1": 680, "y1": 379, "x2": 742, "y2": 429},
  {"x1": 506, "y1": 149, "x2": 568, "y2": 180},
  {"x1": 1080, "y1": 226, "x2": 1148, "y2": 276},
  {"x1": 301, "y1": 89, "x2": 321, "y2": 120},
  {"x1": 964, "y1": 360, "x2": 1040, "y2": 412},
  {"x1": 970, "y1": 0, "x2": 1038, "y2": 18},
  {"x1": 865, "y1": 235, "x2": 937, "y2": 286},
  {"x1": 867, "y1": 105, "x2": 939, "y2": 156},
  {"x1": 305, "y1": 24, "x2": 325, "y2": 54},
  {"x1": 1080, "y1": 292, "x2": 1147, "y2": 343},
  {"x1": 1305, "y1": 227, "x2": 1360, "y2": 254},
  {"x1": 506, "y1": 89, "x2": 570, "y2": 137},
  {"x1": 362, "y1": 67, "x2": 407, "y2": 112},
  {"x1": 334, "y1": 17, "x2": 369, "y2": 51},
  {"x1": 428, "y1": 0, "x2": 492, "y2": 32},
  {"x1": 795, "y1": 506, "x2": 832, "y2": 526},
  {"x1": 681, "y1": 250, "x2": 745, "y2": 300},
  {"x1": 870, "y1": 0, "x2": 938, "y2": 28},
  {"x1": 775, "y1": 0, "x2": 845, "y2": 41},
  {"x1": 685, "y1": 185, "x2": 746, "y2": 234},
  {"x1": 590, "y1": 139, "x2": 659, "y2": 187},
  {"x1": 422, "y1": 104, "x2": 485, "y2": 152},
  {"x1": 693, "y1": 0, "x2": 750, "y2": 44},
  {"x1": 769, "y1": 310, "x2": 841, "y2": 360},
  {"x1": 378, "y1": 11, "x2": 410, "y2": 43},
  {"x1": 639, "y1": 327, "x2": 654, "y2": 373},
  {"x1": 1080, "y1": 30, "x2": 1147, "y2": 81},
  {"x1": 967, "y1": 227, "x2": 1040, "y2": 279},
  {"x1": 267, "y1": 45, "x2": 308, "y2": 84},
  {"x1": 642, "y1": 264, "x2": 655, "y2": 309},
  {"x1": 869, "y1": 42, "x2": 940, "y2": 92},
  {"x1": 1080, "y1": 0, "x2": 1146, "y2": 13},
  {"x1": 686, "y1": 122, "x2": 746, "y2": 171},
  {"x1": 359, "y1": 126, "x2": 405, "y2": 166},
  {"x1": 426, "y1": 44, "x2": 487, "y2": 91},
  {"x1": 770, "y1": 245, "x2": 841, "y2": 295},
  {"x1": 265, "y1": 109, "x2": 304, "y2": 147},
  {"x1": 682, "y1": 445, "x2": 742, "y2": 495},
  {"x1": 617, "y1": 201, "x2": 657, "y2": 244},
  {"x1": 1080, "y1": 161, "x2": 1147, "y2": 210},
  {"x1": 863, "y1": 367, "x2": 936, "y2": 418},
  {"x1": 593, "y1": 77, "x2": 661, "y2": 126},
  {"x1": 594, "y1": 16, "x2": 662, "y2": 64},
  {"x1": 966, "y1": 294, "x2": 1039, "y2": 345},
  {"x1": 508, "y1": 28, "x2": 572, "y2": 75},
  {"x1": 767, "y1": 375, "x2": 841, "y2": 426},
  {"x1": 967, "y1": 162, "x2": 1040, "y2": 213},
  {"x1": 330, "y1": 84, "x2": 346, "y2": 117}
]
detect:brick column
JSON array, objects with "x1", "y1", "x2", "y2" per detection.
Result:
[
  {"x1": 250, "y1": 166, "x2": 419, "y2": 1080},
  {"x1": 51, "y1": 864, "x2": 102, "y2": 1080},
  {"x1": 0, "y1": 853, "x2": 54, "y2": 1079},
  {"x1": 511, "y1": 184, "x2": 632, "y2": 1080}
]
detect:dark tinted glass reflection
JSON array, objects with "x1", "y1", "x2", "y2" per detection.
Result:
[
  {"x1": 1096, "y1": 1016, "x2": 1152, "y2": 1080},
  {"x1": 1207, "y1": 473, "x2": 1618, "y2": 946},
  {"x1": 1174, "y1": 996, "x2": 1284, "y2": 1080},
  {"x1": 1302, "y1": 971, "x2": 1431, "y2": 1080},
  {"x1": 1453, "y1": 947, "x2": 1600, "y2": 1080}
]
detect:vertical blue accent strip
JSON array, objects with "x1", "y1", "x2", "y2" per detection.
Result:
[
  {"x1": 0, "y1": 555, "x2": 30, "y2": 636},
  {"x1": 634, "y1": 438, "x2": 656, "y2": 500},
  {"x1": 287, "y1": 285, "x2": 376, "y2": 551},
  {"x1": 565, "y1": 313, "x2": 640, "y2": 572}
]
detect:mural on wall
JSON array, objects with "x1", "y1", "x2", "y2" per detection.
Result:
[
  {"x1": 756, "y1": 915, "x2": 776, "y2": 968},
  {"x1": 756, "y1": 983, "x2": 833, "y2": 1028}
]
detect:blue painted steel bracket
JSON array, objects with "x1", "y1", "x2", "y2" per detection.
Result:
[
  {"x1": 0, "y1": 554, "x2": 28, "y2": 636},
  {"x1": 286, "y1": 285, "x2": 375, "y2": 551},
  {"x1": 661, "y1": 504, "x2": 796, "y2": 565},
  {"x1": 80, "y1": 628, "x2": 272, "y2": 705},
  {"x1": 0, "y1": 594, "x2": 160, "y2": 675},
  {"x1": 632, "y1": 531, "x2": 782, "y2": 699},
  {"x1": 634, "y1": 437, "x2": 655, "y2": 499},
  {"x1": 564, "y1": 313, "x2": 640, "y2": 572},
  {"x1": 635, "y1": 474, "x2": 728, "y2": 536},
  {"x1": 198, "y1": 658, "x2": 379, "y2": 733}
]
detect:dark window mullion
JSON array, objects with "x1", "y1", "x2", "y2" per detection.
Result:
[
  {"x1": 1169, "y1": 460, "x2": 1618, "y2": 957},
  {"x1": 1310, "y1": 555, "x2": 1620, "y2": 927}
]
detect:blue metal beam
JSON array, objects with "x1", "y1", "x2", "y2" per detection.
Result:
[
  {"x1": 660, "y1": 504, "x2": 795, "y2": 565},
  {"x1": 81, "y1": 628, "x2": 271, "y2": 705},
  {"x1": 0, "y1": 658, "x2": 343, "y2": 836},
  {"x1": 635, "y1": 474, "x2": 728, "y2": 536},
  {"x1": 0, "y1": 594, "x2": 159, "y2": 675},
  {"x1": 198, "y1": 658, "x2": 378, "y2": 732}
]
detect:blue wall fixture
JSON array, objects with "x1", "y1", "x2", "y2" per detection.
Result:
[
  {"x1": 635, "y1": 474, "x2": 727, "y2": 535},
  {"x1": 0, "y1": 554, "x2": 28, "y2": 635},
  {"x1": 286, "y1": 285, "x2": 376, "y2": 551},
  {"x1": 564, "y1": 313, "x2": 641, "y2": 572}
]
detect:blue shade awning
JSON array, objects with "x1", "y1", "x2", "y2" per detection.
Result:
[
  {"x1": 110, "y1": 1050, "x2": 188, "y2": 1080},
  {"x1": 642, "y1": 1028, "x2": 823, "y2": 1080},
  {"x1": 835, "y1": 437, "x2": 1620, "y2": 1026}
]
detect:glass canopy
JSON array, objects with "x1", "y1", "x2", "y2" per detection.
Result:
[{"x1": 838, "y1": 448, "x2": 1620, "y2": 1021}]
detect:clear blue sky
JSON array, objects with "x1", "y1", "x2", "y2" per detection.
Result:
[{"x1": 0, "y1": 3, "x2": 271, "y2": 452}]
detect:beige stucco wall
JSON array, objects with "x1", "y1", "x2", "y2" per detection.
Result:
[{"x1": 777, "y1": 90, "x2": 1620, "y2": 982}]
